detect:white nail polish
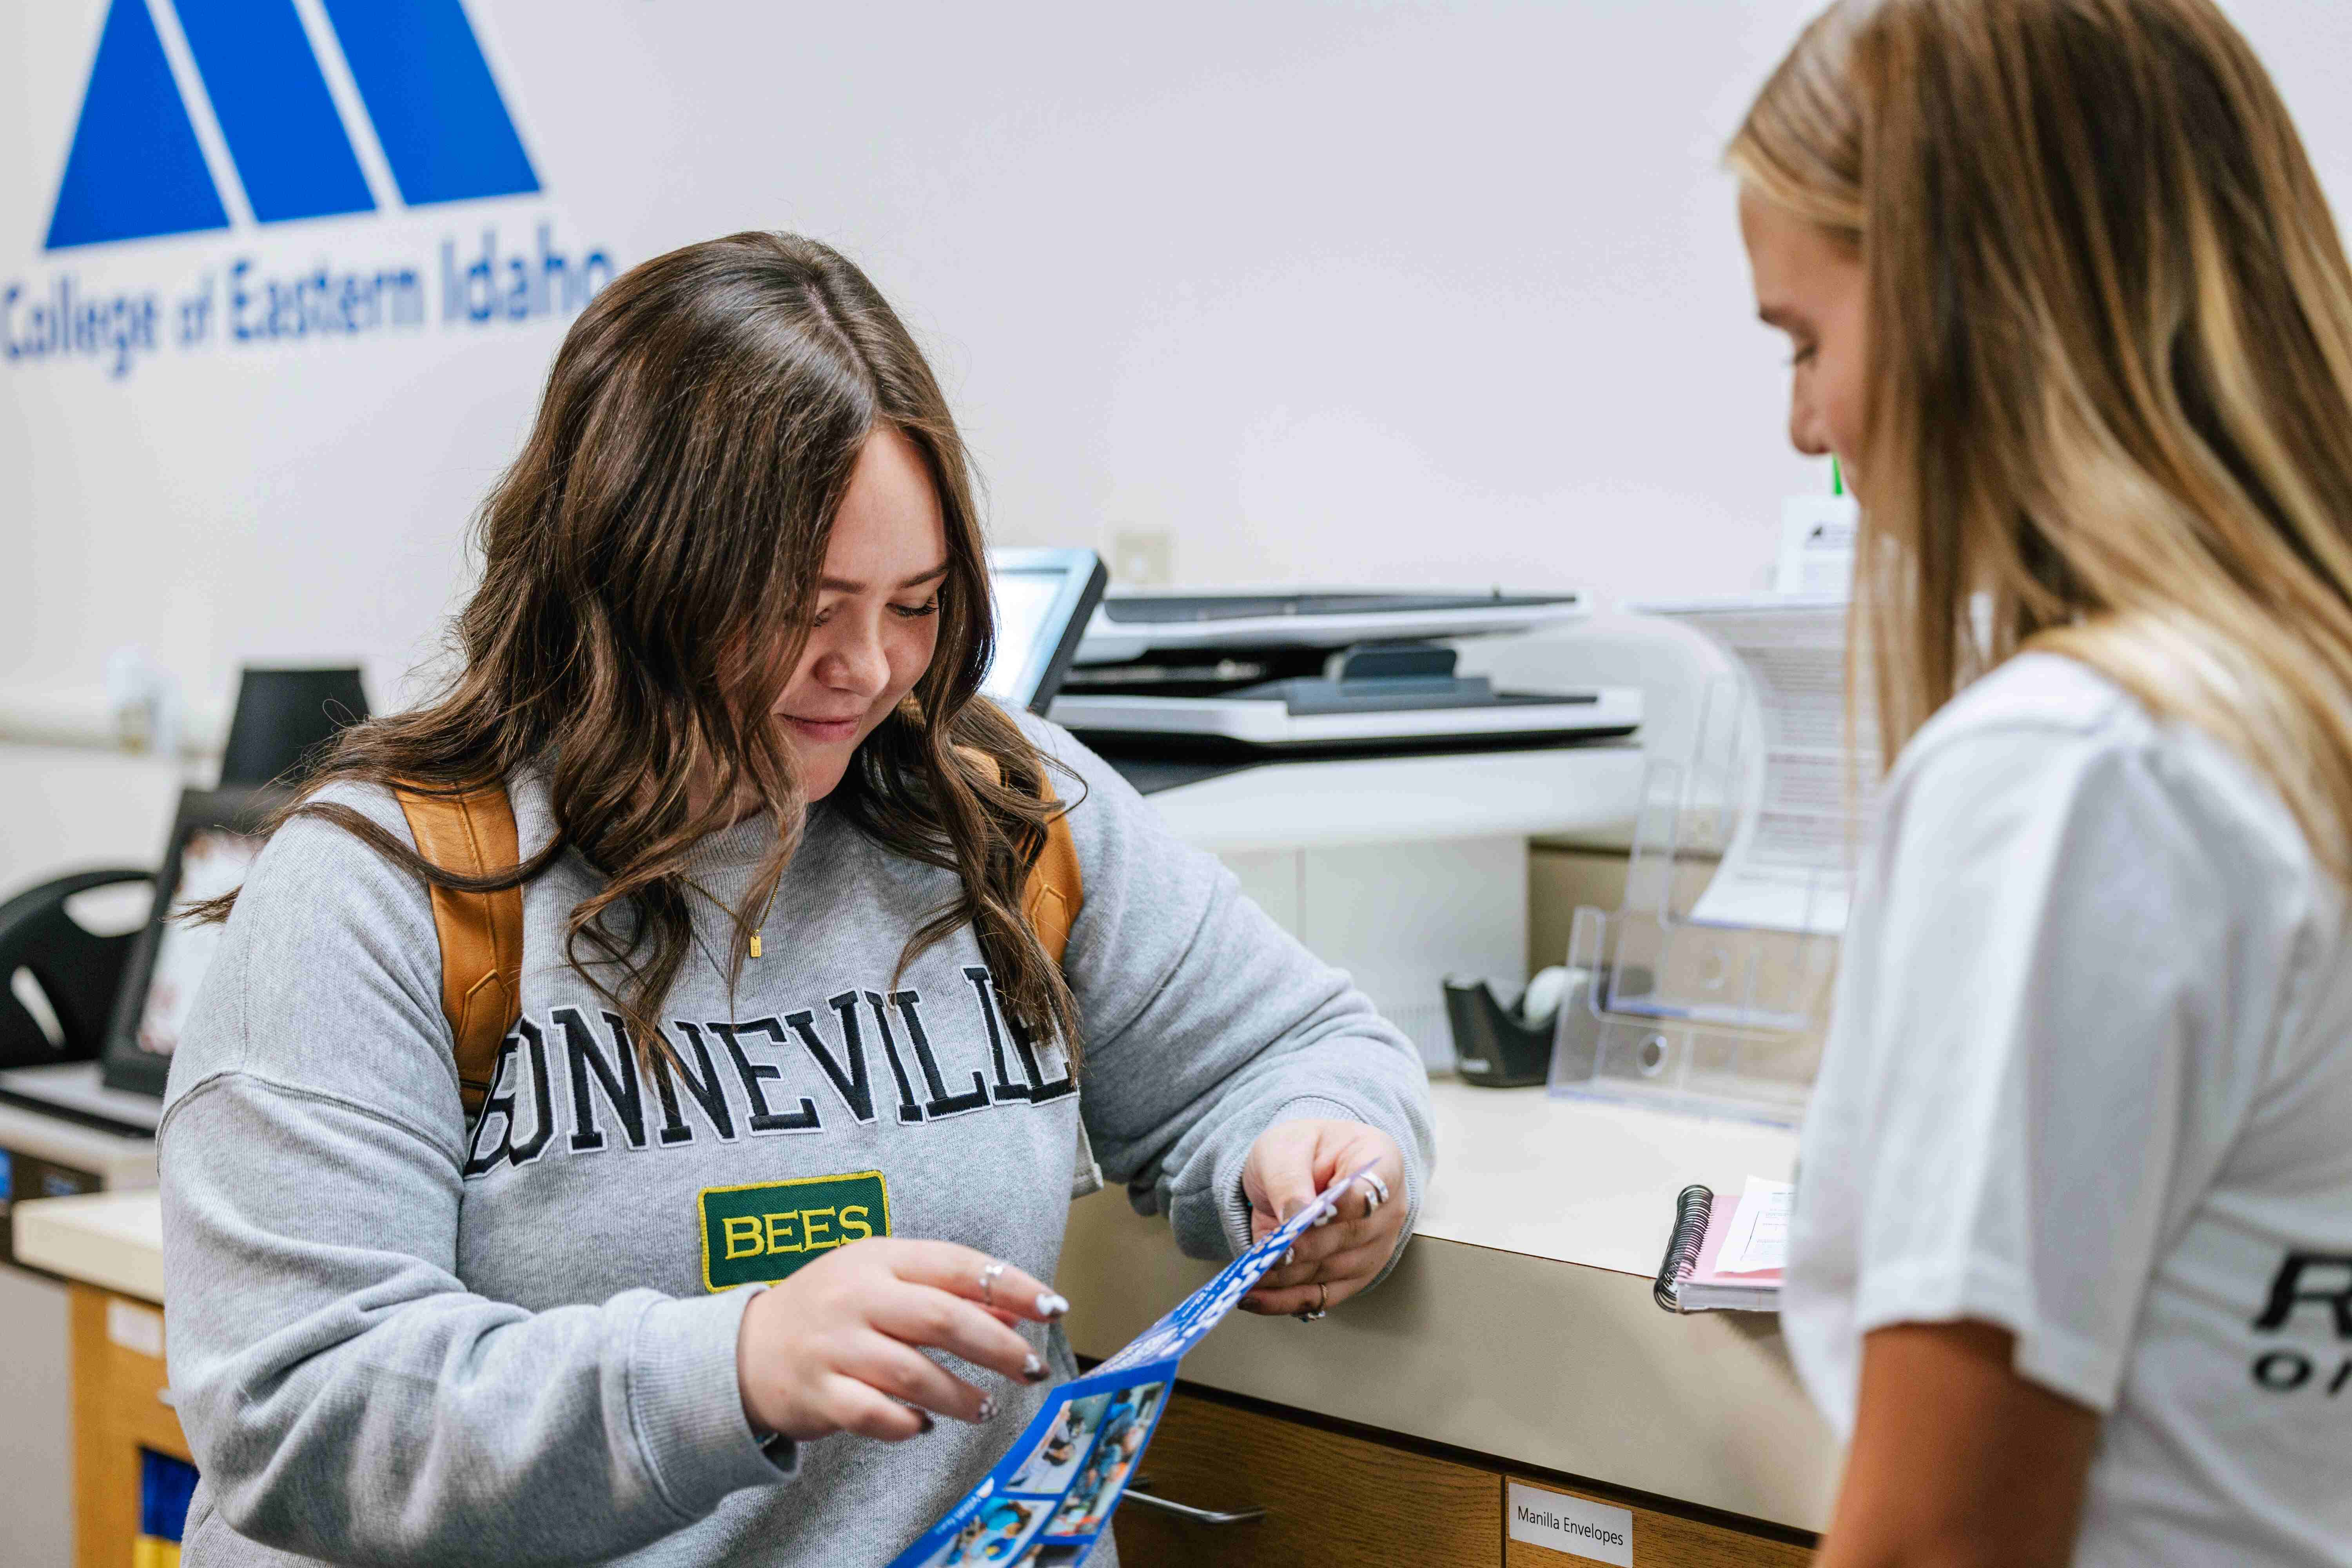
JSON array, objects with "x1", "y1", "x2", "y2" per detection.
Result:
[
  {"x1": 1023, "y1": 1353, "x2": 1044, "y2": 1379},
  {"x1": 1037, "y1": 1292, "x2": 1071, "y2": 1318},
  {"x1": 977, "y1": 1395, "x2": 999, "y2": 1421}
]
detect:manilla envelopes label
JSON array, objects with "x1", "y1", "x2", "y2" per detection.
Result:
[
  {"x1": 886, "y1": 1163, "x2": 1379, "y2": 1567},
  {"x1": 1506, "y1": 1480, "x2": 1635, "y2": 1566}
]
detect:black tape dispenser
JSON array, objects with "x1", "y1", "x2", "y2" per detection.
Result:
[{"x1": 1443, "y1": 966, "x2": 1579, "y2": 1088}]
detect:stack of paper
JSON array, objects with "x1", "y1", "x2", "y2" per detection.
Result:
[{"x1": 1670, "y1": 1176, "x2": 1789, "y2": 1313}]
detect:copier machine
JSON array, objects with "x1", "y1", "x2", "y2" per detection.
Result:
[{"x1": 1046, "y1": 588, "x2": 1645, "y2": 1069}]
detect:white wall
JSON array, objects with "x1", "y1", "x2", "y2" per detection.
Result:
[{"x1": 5, "y1": 0, "x2": 2352, "y2": 889}]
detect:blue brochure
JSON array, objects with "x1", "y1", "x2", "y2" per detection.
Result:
[{"x1": 885, "y1": 1163, "x2": 1376, "y2": 1568}]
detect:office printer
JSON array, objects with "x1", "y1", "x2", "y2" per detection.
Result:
[
  {"x1": 1052, "y1": 589, "x2": 1640, "y2": 759},
  {"x1": 1049, "y1": 590, "x2": 1645, "y2": 1070}
]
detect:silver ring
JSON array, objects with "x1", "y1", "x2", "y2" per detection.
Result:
[
  {"x1": 1355, "y1": 1171, "x2": 1390, "y2": 1211},
  {"x1": 978, "y1": 1261, "x2": 1006, "y2": 1305},
  {"x1": 1294, "y1": 1281, "x2": 1329, "y2": 1322}
]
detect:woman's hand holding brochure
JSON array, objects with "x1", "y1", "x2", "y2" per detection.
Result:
[
  {"x1": 1236, "y1": 1119, "x2": 1407, "y2": 1316},
  {"x1": 738, "y1": 1241, "x2": 1066, "y2": 1444},
  {"x1": 887, "y1": 1161, "x2": 1384, "y2": 1568}
]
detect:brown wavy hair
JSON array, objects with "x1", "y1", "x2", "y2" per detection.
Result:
[{"x1": 199, "y1": 232, "x2": 1082, "y2": 1063}]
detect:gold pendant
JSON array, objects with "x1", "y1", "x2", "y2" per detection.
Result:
[{"x1": 749, "y1": 933, "x2": 762, "y2": 959}]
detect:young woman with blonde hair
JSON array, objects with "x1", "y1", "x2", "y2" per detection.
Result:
[
  {"x1": 1731, "y1": 1, "x2": 2352, "y2": 1562},
  {"x1": 158, "y1": 232, "x2": 1428, "y2": 1566}
]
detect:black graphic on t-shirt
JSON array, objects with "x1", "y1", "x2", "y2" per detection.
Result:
[
  {"x1": 457, "y1": 972, "x2": 1072, "y2": 1180},
  {"x1": 465, "y1": 1018, "x2": 555, "y2": 1176},
  {"x1": 861, "y1": 990, "x2": 927, "y2": 1125},
  {"x1": 894, "y1": 987, "x2": 991, "y2": 1119},
  {"x1": 2249, "y1": 1250, "x2": 2352, "y2": 1397},
  {"x1": 559, "y1": 1007, "x2": 646, "y2": 1153},
  {"x1": 969, "y1": 965, "x2": 1030, "y2": 1104},
  {"x1": 706, "y1": 1017, "x2": 821, "y2": 1135},
  {"x1": 964, "y1": 965, "x2": 1076, "y2": 1105},
  {"x1": 783, "y1": 992, "x2": 878, "y2": 1125},
  {"x1": 654, "y1": 1023, "x2": 739, "y2": 1144}
]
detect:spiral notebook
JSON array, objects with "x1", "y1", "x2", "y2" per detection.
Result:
[{"x1": 1653, "y1": 1176, "x2": 1790, "y2": 1314}]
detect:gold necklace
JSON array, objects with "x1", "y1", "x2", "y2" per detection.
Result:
[
  {"x1": 748, "y1": 878, "x2": 778, "y2": 958},
  {"x1": 686, "y1": 867, "x2": 779, "y2": 967}
]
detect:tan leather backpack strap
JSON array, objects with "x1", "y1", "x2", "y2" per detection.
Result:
[
  {"x1": 393, "y1": 783, "x2": 524, "y2": 1116},
  {"x1": 955, "y1": 747, "x2": 1086, "y2": 964},
  {"x1": 955, "y1": 744, "x2": 1098, "y2": 1196},
  {"x1": 1024, "y1": 773, "x2": 1083, "y2": 970},
  {"x1": 1015, "y1": 765, "x2": 1098, "y2": 1200}
]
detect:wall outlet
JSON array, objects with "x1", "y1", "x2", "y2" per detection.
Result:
[{"x1": 1109, "y1": 528, "x2": 1174, "y2": 587}]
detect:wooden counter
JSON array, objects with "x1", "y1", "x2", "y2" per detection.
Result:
[
  {"x1": 1060, "y1": 1080, "x2": 1836, "y2": 1536},
  {"x1": 17, "y1": 1082, "x2": 1835, "y2": 1564},
  {"x1": 14, "y1": 1189, "x2": 165, "y2": 1304},
  {"x1": 14, "y1": 1192, "x2": 186, "y2": 1568}
]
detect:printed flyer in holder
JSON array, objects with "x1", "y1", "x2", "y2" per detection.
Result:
[{"x1": 886, "y1": 1163, "x2": 1377, "y2": 1567}]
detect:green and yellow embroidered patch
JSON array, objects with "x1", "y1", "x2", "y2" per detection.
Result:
[{"x1": 698, "y1": 1171, "x2": 892, "y2": 1291}]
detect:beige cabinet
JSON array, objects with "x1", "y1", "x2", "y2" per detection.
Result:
[
  {"x1": 1116, "y1": 1389, "x2": 1500, "y2": 1567},
  {"x1": 1117, "y1": 1387, "x2": 1813, "y2": 1568},
  {"x1": 68, "y1": 1284, "x2": 190, "y2": 1568}
]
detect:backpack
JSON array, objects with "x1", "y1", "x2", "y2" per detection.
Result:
[{"x1": 392, "y1": 772, "x2": 1100, "y2": 1196}]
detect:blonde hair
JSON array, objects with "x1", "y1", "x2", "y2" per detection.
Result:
[{"x1": 1730, "y1": 0, "x2": 2352, "y2": 871}]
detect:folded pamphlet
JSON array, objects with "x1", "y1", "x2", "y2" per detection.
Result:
[{"x1": 886, "y1": 1162, "x2": 1376, "y2": 1566}]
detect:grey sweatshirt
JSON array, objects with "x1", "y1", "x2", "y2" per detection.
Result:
[{"x1": 158, "y1": 715, "x2": 1434, "y2": 1568}]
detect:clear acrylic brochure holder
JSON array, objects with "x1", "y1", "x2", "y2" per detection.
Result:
[{"x1": 1548, "y1": 677, "x2": 1846, "y2": 1127}]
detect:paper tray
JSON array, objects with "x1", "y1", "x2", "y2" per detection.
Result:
[{"x1": 1547, "y1": 676, "x2": 1846, "y2": 1128}]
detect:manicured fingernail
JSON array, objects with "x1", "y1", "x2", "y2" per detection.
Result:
[
  {"x1": 916, "y1": 1411, "x2": 936, "y2": 1434},
  {"x1": 1037, "y1": 1292, "x2": 1070, "y2": 1319},
  {"x1": 977, "y1": 1395, "x2": 999, "y2": 1421},
  {"x1": 1022, "y1": 1353, "x2": 1046, "y2": 1383},
  {"x1": 1281, "y1": 1247, "x2": 1296, "y2": 1266},
  {"x1": 1312, "y1": 1210, "x2": 1333, "y2": 1227}
]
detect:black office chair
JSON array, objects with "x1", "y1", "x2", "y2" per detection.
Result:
[
  {"x1": 0, "y1": 668, "x2": 363, "y2": 1078},
  {"x1": 0, "y1": 869, "x2": 154, "y2": 1071}
]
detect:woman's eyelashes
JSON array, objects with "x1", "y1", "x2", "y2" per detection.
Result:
[{"x1": 809, "y1": 597, "x2": 937, "y2": 629}]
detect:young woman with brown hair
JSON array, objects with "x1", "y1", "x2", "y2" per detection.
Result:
[
  {"x1": 158, "y1": 232, "x2": 1428, "y2": 1566},
  {"x1": 1731, "y1": 2, "x2": 2352, "y2": 1563}
]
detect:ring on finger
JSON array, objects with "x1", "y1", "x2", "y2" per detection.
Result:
[
  {"x1": 1355, "y1": 1171, "x2": 1390, "y2": 1212},
  {"x1": 978, "y1": 1260, "x2": 1006, "y2": 1305},
  {"x1": 1294, "y1": 1280, "x2": 1329, "y2": 1323}
]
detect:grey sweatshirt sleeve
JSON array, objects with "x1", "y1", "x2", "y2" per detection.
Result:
[
  {"x1": 158, "y1": 790, "x2": 787, "y2": 1568},
  {"x1": 1025, "y1": 717, "x2": 1437, "y2": 1266}
]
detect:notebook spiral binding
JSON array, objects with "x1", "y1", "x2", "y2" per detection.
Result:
[{"x1": 1653, "y1": 1183, "x2": 1715, "y2": 1313}]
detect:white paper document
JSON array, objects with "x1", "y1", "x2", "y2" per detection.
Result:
[
  {"x1": 1775, "y1": 494, "x2": 1859, "y2": 595},
  {"x1": 1717, "y1": 1175, "x2": 1794, "y2": 1276},
  {"x1": 1637, "y1": 596, "x2": 1878, "y2": 935}
]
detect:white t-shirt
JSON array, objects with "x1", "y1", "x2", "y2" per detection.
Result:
[{"x1": 1783, "y1": 653, "x2": 2352, "y2": 1566}]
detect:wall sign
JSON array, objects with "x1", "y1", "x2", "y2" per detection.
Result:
[{"x1": 7, "y1": 0, "x2": 615, "y2": 380}]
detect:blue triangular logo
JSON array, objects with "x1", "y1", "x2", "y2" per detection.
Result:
[
  {"x1": 44, "y1": 0, "x2": 230, "y2": 251},
  {"x1": 321, "y1": 0, "x2": 541, "y2": 207},
  {"x1": 175, "y1": 0, "x2": 376, "y2": 225}
]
